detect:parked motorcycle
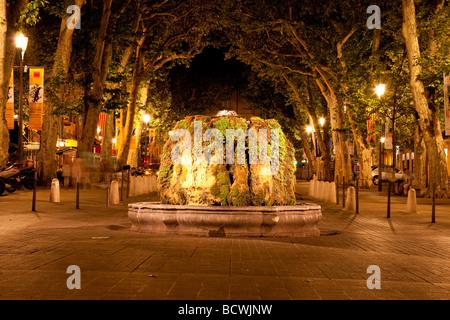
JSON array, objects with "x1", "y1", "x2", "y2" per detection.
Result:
[
  {"x1": 19, "y1": 166, "x2": 36, "y2": 190},
  {"x1": 0, "y1": 165, "x2": 21, "y2": 194},
  {"x1": 0, "y1": 178, "x2": 5, "y2": 196}
]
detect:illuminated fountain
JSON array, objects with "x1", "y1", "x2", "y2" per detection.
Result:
[{"x1": 128, "y1": 112, "x2": 321, "y2": 237}]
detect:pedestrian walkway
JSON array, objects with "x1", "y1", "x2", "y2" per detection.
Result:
[{"x1": 0, "y1": 181, "x2": 449, "y2": 300}]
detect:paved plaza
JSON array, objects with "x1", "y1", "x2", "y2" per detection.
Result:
[{"x1": 0, "y1": 181, "x2": 449, "y2": 300}]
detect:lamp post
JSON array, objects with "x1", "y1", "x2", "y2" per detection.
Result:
[
  {"x1": 305, "y1": 126, "x2": 314, "y2": 178},
  {"x1": 375, "y1": 84, "x2": 385, "y2": 191},
  {"x1": 16, "y1": 33, "x2": 28, "y2": 167},
  {"x1": 319, "y1": 117, "x2": 325, "y2": 128},
  {"x1": 141, "y1": 114, "x2": 150, "y2": 167}
]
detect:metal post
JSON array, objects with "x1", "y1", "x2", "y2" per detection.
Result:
[
  {"x1": 106, "y1": 172, "x2": 110, "y2": 207},
  {"x1": 76, "y1": 172, "x2": 80, "y2": 209},
  {"x1": 127, "y1": 169, "x2": 130, "y2": 198},
  {"x1": 120, "y1": 169, "x2": 124, "y2": 201},
  {"x1": 342, "y1": 176, "x2": 346, "y2": 208},
  {"x1": 387, "y1": 182, "x2": 391, "y2": 218},
  {"x1": 356, "y1": 178, "x2": 359, "y2": 214},
  {"x1": 378, "y1": 142, "x2": 383, "y2": 192},
  {"x1": 336, "y1": 175, "x2": 339, "y2": 205},
  {"x1": 17, "y1": 52, "x2": 24, "y2": 167},
  {"x1": 432, "y1": 183, "x2": 436, "y2": 223},
  {"x1": 32, "y1": 170, "x2": 37, "y2": 211}
]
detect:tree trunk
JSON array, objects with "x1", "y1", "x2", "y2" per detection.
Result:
[
  {"x1": 77, "y1": 0, "x2": 112, "y2": 157},
  {"x1": 0, "y1": 0, "x2": 28, "y2": 167},
  {"x1": 402, "y1": 0, "x2": 448, "y2": 196},
  {"x1": 414, "y1": 120, "x2": 425, "y2": 188},
  {"x1": 293, "y1": 107, "x2": 317, "y2": 180},
  {"x1": 117, "y1": 32, "x2": 146, "y2": 167},
  {"x1": 38, "y1": 0, "x2": 84, "y2": 185},
  {"x1": 314, "y1": 77, "x2": 352, "y2": 182},
  {"x1": 117, "y1": 72, "x2": 141, "y2": 167},
  {"x1": 347, "y1": 108, "x2": 373, "y2": 188},
  {"x1": 100, "y1": 111, "x2": 115, "y2": 172}
]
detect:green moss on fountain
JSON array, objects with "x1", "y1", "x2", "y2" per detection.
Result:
[{"x1": 157, "y1": 115, "x2": 296, "y2": 206}]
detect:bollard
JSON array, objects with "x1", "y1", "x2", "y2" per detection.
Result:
[
  {"x1": 309, "y1": 179, "x2": 315, "y2": 197},
  {"x1": 318, "y1": 181, "x2": 324, "y2": 200},
  {"x1": 323, "y1": 181, "x2": 330, "y2": 201},
  {"x1": 110, "y1": 180, "x2": 120, "y2": 205},
  {"x1": 314, "y1": 179, "x2": 320, "y2": 198},
  {"x1": 50, "y1": 178, "x2": 60, "y2": 203},
  {"x1": 345, "y1": 186, "x2": 356, "y2": 212},
  {"x1": 328, "y1": 182, "x2": 337, "y2": 204},
  {"x1": 137, "y1": 176, "x2": 144, "y2": 195},
  {"x1": 32, "y1": 170, "x2": 37, "y2": 211},
  {"x1": 406, "y1": 188, "x2": 418, "y2": 214},
  {"x1": 76, "y1": 172, "x2": 80, "y2": 209},
  {"x1": 342, "y1": 177, "x2": 346, "y2": 208},
  {"x1": 150, "y1": 175, "x2": 157, "y2": 193},
  {"x1": 129, "y1": 176, "x2": 136, "y2": 197},
  {"x1": 144, "y1": 175, "x2": 150, "y2": 194},
  {"x1": 432, "y1": 183, "x2": 436, "y2": 223}
]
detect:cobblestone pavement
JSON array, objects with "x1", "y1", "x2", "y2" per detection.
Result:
[{"x1": 0, "y1": 181, "x2": 449, "y2": 300}]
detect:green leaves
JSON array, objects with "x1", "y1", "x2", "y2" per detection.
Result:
[{"x1": 18, "y1": 0, "x2": 48, "y2": 26}]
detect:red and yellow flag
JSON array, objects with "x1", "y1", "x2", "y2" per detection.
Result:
[
  {"x1": 28, "y1": 68, "x2": 44, "y2": 130},
  {"x1": 5, "y1": 70, "x2": 14, "y2": 130},
  {"x1": 367, "y1": 107, "x2": 376, "y2": 144}
]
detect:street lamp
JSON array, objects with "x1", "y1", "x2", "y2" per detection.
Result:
[
  {"x1": 375, "y1": 84, "x2": 385, "y2": 99},
  {"x1": 142, "y1": 114, "x2": 150, "y2": 124},
  {"x1": 139, "y1": 114, "x2": 151, "y2": 167},
  {"x1": 16, "y1": 33, "x2": 28, "y2": 167},
  {"x1": 375, "y1": 83, "x2": 385, "y2": 191},
  {"x1": 319, "y1": 117, "x2": 325, "y2": 127}
]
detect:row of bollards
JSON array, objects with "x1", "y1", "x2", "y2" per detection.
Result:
[
  {"x1": 128, "y1": 175, "x2": 158, "y2": 197},
  {"x1": 308, "y1": 177, "x2": 338, "y2": 204},
  {"x1": 44, "y1": 172, "x2": 158, "y2": 210},
  {"x1": 309, "y1": 175, "x2": 438, "y2": 222}
]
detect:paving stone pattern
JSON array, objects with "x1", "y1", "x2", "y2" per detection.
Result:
[{"x1": 0, "y1": 182, "x2": 449, "y2": 300}]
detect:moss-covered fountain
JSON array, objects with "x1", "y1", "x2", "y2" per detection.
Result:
[{"x1": 128, "y1": 112, "x2": 321, "y2": 237}]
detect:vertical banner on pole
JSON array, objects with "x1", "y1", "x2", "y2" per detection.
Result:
[
  {"x1": 6, "y1": 70, "x2": 14, "y2": 130},
  {"x1": 98, "y1": 112, "x2": 106, "y2": 137},
  {"x1": 384, "y1": 117, "x2": 393, "y2": 149},
  {"x1": 130, "y1": 118, "x2": 138, "y2": 151},
  {"x1": 115, "y1": 115, "x2": 122, "y2": 153},
  {"x1": 28, "y1": 68, "x2": 44, "y2": 131},
  {"x1": 367, "y1": 107, "x2": 376, "y2": 144},
  {"x1": 444, "y1": 74, "x2": 450, "y2": 136},
  {"x1": 313, "y1": 132, "x2": 321, "y2": 158}
]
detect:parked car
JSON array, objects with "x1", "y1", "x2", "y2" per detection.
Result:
[{"x1": 371, "y1": 165, "x2": 404, "y2": 185}]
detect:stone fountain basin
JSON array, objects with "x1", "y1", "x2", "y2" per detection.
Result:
[{"x1": 128, "y1": 202, "x2": 322, "y2": 237}]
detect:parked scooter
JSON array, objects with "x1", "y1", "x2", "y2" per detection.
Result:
[
  {"x1": 0, "y1": 164, "x2": 21, "y2": 194},
  {"x1": 19, "y1": 166, "x2": 36, "y2": 190},
  {"x1": 0, "y1": 178, "x2": 5, "y2": 196}
]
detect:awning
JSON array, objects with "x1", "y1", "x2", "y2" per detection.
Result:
[{"x1": 56, "y1": 147, "x2": 77, "y2": 155}]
